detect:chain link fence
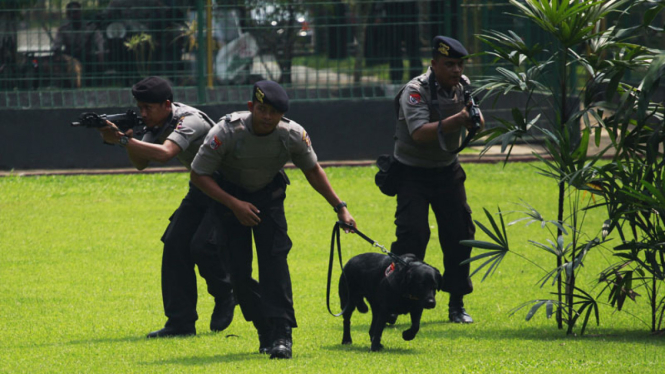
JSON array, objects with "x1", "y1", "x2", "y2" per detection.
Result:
[{"x1": 0, "y1": 0, "x2": 628, "y2": 110}]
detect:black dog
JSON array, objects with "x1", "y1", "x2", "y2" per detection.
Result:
[{"x1": 339, "y1": 253, "x2": 442, "y2": 351}]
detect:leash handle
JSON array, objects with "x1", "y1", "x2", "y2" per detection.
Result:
[{"x1": 326, "y1": 222, "x2": 350, "y2": 317}]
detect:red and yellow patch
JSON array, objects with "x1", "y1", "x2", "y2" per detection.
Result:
[
  {"x1": 302, "y1": 130, "x2": 311, "y2": 147},
  {"x1": 209, "y1": 135, "x2": 222, "y2": 150}
]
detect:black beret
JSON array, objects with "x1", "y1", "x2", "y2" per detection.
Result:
[
  {"x1": 432, "y1": 36, "x2": 468, "y2": 59},
  {"x1": 252, "y1": 80, "x2": 289, "y2": 113},
  {"x1": 132, "y1": 76, "x2": 173, "y2": 103}
]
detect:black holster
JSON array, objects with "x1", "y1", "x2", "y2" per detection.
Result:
[{"x1": 374, "y1": 154, "x2": 403, "y2": 197}]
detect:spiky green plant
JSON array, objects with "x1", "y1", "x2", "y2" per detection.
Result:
[{"x1": 464, "y1": 0, "x2": 665, "y2": 335}]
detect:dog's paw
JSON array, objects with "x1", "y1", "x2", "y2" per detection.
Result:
[
  {"x1": 402, "y1": 329, "x2": 416, "y2": 341},
  {"x1": 387, "y1": 314, "x2": 398, "y2": 325},
  {"x1": 370, "y1": 343, "x2": 384, "y2": 352}
]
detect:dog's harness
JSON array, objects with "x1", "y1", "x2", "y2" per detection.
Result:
[{"x1": 326, "y1": 221, "x2": 410, "y2": 317}]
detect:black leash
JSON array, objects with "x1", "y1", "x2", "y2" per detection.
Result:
[{"x1": 326, "y1": 221, "x2": 407, "y2": 317}]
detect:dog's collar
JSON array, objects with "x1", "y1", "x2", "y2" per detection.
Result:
[
  {"x1": 384, "y1": 262, "x2": 396, "y2": 277},
  {"x1": 385, "y1": 262, "x2": 419, "y2": 300}
]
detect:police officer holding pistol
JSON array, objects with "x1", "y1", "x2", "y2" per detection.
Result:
[
  {"x1": 190, "y1": 80, "x2": 356, "y2": 359},
  {"x1": 390, "y1": 36, "x2": 484, "y2": 324},
  {"x1": 98, "y1": 76, "x2": 235, "y2": 338}
]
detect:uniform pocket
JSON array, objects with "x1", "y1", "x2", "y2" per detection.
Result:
[{"x1": 160, "y1": 210, "x2": 178, "y2": 243}]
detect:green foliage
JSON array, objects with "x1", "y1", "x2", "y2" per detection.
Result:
[
  {"x1": 468, "y1": 0, "x2": 665, "y2": 335},
  {"x1": 125, "y1": 33, "x2": 155, "y2": 77}
]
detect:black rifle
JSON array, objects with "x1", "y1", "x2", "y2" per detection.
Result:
[
  {"x1": 446, "y1": 90, "x2": 481, "y2": 154},
  {"x1": 71, "y1": 110, "x2": 146, "y2": 135},
  {"x1": 429, "y1": 72, "x2": 482, "y2": 154},
  {"x1": 465, "y1": 90, "x2": 482, "y2": 132}
]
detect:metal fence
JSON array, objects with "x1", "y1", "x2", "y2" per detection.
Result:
[{"x1": 0, "y1": 0, "x2": 648, "y2": 110}]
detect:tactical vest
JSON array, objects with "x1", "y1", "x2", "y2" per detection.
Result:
[
  {"x1": 393, "y1": 69, "x2": 466, "y2": 168},
  {"x1": 217, "y1": 112, "x2": 292, "y2": 192}
]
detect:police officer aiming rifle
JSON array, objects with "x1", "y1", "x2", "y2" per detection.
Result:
[
  {"x1": 386, "y1": 36, "x2": 484, "y2": 325},
  {"x1": 98, "y1": 76, "x2": 236, "y2": 338}
]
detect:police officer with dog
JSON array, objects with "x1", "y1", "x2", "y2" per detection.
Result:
[
  {"x1": 98, "y1": 76, "x2": 235, "y2": 338},
  {"x1": 386, "y1": 36, "x2": 484, "y2": 324},
  {"x1": 190, "y1": 80, "x2": 356, "y2": 359}
]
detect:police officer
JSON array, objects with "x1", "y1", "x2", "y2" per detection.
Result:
[
  {"x1": 190, "y1": 80, "x2": 356, "y2": 359},
  {"x1": 390, "y1": 36, "x2": 484, "y2": 324},
  {"x1": 52, "y1": 2, "x2": 105, "y2": 67},
  {"x1": 98, "y1": 76, "x2": 235, "y2": 338}
]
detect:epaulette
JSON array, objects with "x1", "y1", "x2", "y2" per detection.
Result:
[
  {"x1": 172, "y1": 112, "x2": 192, "y2": 125},
  {"x1": 416, "y1": 72, "x2": 430, "y2": 86},
  {"x1": 221, "y1": 112, "x2": 243, "y2": 123}
]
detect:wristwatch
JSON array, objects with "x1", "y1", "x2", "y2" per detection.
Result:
[
  {"x1": 118, "y1": 135, "x2": 129, "y2": 147},
  {"x1": 334, "y1": 201, "x2": 347, "y2": 213}
]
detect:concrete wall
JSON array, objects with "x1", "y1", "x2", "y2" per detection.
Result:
[
  {"x1": 0, "y1": 93, "x2": 543, "y2": 171},
  {"x1": 0, "y1": 100, "x2": 397, "y2": 170}
]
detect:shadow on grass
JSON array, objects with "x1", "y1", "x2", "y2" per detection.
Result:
[
  {"x1": 7, "y1": 331, "x2": 227, "y2": 350},
  {"x1": 4, "y1": 335, "x2": 147, "y2": 349},
  {"x1": 322, "y1": 343, "x2": 418, "y2": 355},
  {"x1": 339, "y1": 318, "x2": 665, "y2": 346},
  {"x1": 140, "y1": 352, "x2": 268, "y2": 366}
]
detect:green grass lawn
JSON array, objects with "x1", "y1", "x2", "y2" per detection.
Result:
[{"x1": 1, "y1": 164, "x2": 663, "y2": 373}]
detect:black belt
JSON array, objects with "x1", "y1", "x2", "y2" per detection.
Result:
[{"x1": 400, "y1": 159, "x2": 458, "y2": 176}]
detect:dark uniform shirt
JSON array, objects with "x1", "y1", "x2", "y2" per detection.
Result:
[
  {"x1": 395, "y1": 67, "x2": 468, "y2": 168},
  {"x1": 191, "y1": 111, "x2": 318, "y2": 192}
]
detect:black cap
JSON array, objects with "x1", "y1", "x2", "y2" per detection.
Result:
[
  {"x1": 432, "y1": 36, "x2": 468, "y2": 59},
  {"x1": 252, "y1": 80, "x2": 289, "y2": 113},
  {"x1": 132, "y1": 76, "x2": 173, "y2": 103}
]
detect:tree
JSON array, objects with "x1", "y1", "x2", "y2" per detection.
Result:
[{"x1": 463, "y1": 0, "x2": 665, "y2": 335}]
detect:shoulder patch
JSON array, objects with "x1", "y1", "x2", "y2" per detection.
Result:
[
  {"x1": 408, "y1": 92, "x2": 422, "y2": 105},
  {"x1": 175, "y1": 115, "x2": 186, "y2": 130},
  {"x1": 302, "y1": 130, "x2": 311, "y2": 147},
  {"x1": 209, "y1": 135, "x2": 222, "y2": 150}
]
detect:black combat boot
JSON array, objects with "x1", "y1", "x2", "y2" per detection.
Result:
[
  {"x1": 448, "y1": 294, "x2": 473, "y2": 324},
  {"x1": 269, "y1": 319, "x2": 292, "y2": 359},
  {"x1": 210, "y1": 292, "x2": 235, "y2": 332},
  {"x1": 146, "y1": 324, "x2": 196, "y2": 338},
  {"x1": 253, "y1": 320, "x2": 272, "y2": 354}
]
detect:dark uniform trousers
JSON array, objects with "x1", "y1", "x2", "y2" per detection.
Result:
[
  {"x1": 214, "y1": 174, "x2": 297, "y2": 328},
  {"x1": 390, "y1": 160, "x2": 475, "y2": 296},
  {"x1": 161, "y1": 182, "x2": 233, "y2": 328}
]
